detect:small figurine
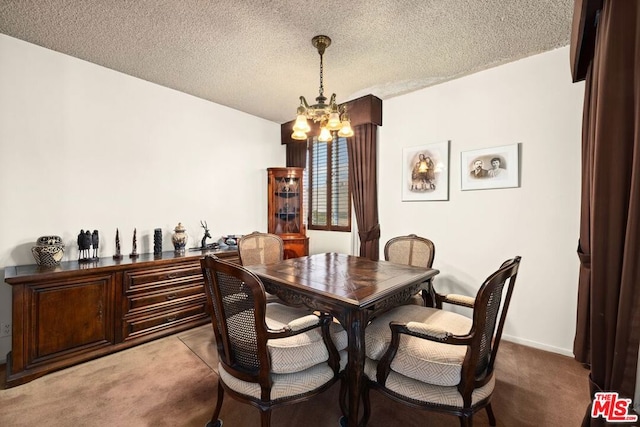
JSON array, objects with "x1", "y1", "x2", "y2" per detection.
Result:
[
  {"x1": 200, "y1": 220, "x2": 212, "y2": 249},
  {"x1": 91, "y1": 230, "x2": 99, "y2": 259},
  {"x1": 154, "y1": 228, "x2": 163, "y2": 257},
  {"x1": 78, "y1": 229, "x2": 93, "y2": 262},
  {"x1": 77, "y1": 229, "x2": 86, "y2": 261},
  {"x1": 129, "y1": 228, "x2": 139, "y2": 259},
  {"x1": 113, "y1": 228, "x2": 123, "y2": 260}
]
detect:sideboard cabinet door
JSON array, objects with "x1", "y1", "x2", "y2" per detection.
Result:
[{"x1": 11, "y1": 274, "x2": 115, "y2": 381}]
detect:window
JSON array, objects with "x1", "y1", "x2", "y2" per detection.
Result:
[{"x1": 307, "y1": 135, "x2": 351, "y2": 231}]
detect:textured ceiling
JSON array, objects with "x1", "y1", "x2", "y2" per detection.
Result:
[{"x1": 0, "y1": 0, "x2": 574, "y2": 124}]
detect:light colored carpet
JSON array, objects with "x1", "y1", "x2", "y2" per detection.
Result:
[{"x1": 0, "y1": 331, "x2": 216, "y2": 426}]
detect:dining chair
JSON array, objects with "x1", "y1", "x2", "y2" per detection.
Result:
[
  {"x1": 363, "y1": 256, "x2": 522, "y2": 427},
  {"x1": 238, "y1": 232, "x2": 284, "y2": 266},
  {"x1": 384, "y1": 234, "x2": 436, "y2": 306},
  {"x1": 200, "y1": 255, "x2": 347, "y2": 427}
]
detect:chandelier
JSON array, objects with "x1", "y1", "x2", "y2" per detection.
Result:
[{"x1": 291, "y1": 35, "x2": 354, "y2": 142}]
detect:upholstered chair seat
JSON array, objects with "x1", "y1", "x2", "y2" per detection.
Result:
[
  {"x1": 363, "y1": 359, "x2": 495, "y2": 408},
  {"x1": 265, "y1": 303, "x2": 348, "y2": 373},
  {"x1": 220, "y1": 351, "x2": 348, "y2": 401},
  {"x1": 365, "y1": 305, "x2": 472, "y2": 386}
]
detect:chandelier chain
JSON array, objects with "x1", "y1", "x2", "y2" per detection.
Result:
[{"x1": 318, "y1": 50, "x2": 324, "y2": 99}]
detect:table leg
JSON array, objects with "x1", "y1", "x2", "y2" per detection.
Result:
[{"x1": 342, "y1": 309, "x2": 368, "y2": 427}]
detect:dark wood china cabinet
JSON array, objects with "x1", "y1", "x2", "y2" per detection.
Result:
[{"x1": 267, "y1": 167, "x2": 309, "y2": 258}]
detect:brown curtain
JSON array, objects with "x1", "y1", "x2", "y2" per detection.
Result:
[
  {"x1": 286, "y1": 142, "x2": 307, "y2": 168},
  {"x1": 347, "y1": 123, "x2": 380, "y2": 260},
  {"x1": 572, "y1": 0, "x2": 640, "y2": 423}
]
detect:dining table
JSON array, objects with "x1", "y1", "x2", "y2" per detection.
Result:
[{"x1": 246, "y1": 252, "x2": 439, "y2": 427}]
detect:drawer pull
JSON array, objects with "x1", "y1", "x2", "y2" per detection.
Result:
[
  {"x1": 166, "y1": 273, "x2": 178, "y2": 279},
  {"x1": 166, "y1": 316, "x2": 177, "y2": 323},
  {"x1": 166, "y1": 293, "x2": 178, "y2": 300}
]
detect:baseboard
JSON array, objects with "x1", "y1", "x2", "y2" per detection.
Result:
[{"x1": 502, "y1": 333, "x2": 575, "y2": 357}]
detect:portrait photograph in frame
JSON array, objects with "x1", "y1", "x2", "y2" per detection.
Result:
[
  {"x1": 460, "y1": 143, "x2": 520, "y2": 191},
  {"x1": 402, "y1": 141, "x2": 450, "y2": 201}
]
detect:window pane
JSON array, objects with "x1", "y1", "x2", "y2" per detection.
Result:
[
  {"x1": 307, "y1": 135, "x2": 351, "y2": 231},
  {"x1": 311, "y1": 140, "x2": 328, "y2": 227},
  {"x1": 331, "y1": 138, "x2": 349, "y2": 227}
]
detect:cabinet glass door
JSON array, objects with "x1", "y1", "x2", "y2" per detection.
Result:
[{"x1": 273, "y1": 176, "x2": 301, "y2": 234}]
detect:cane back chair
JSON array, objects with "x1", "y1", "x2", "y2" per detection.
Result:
[
  {"x1": 200, "y1": 255, "x2": 347, "y2": 427},
  {"x1": 363, "y1": 256, "x2": 521, "y2": 427},
  {"x1": 384, "y1": 234, "x2": 436, "y2": 306},
  {"x1": 238, "y1": 232, "x2": 284, "y2": 266}
]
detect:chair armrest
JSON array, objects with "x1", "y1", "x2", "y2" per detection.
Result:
[
  {"x1": 288, "y1": 314, "x2": 322, "y2": 331},
  {"x1": 405, "y1": 321, "x2": 451, "y2": 340},
  {"x1": 268, "y1": 313, "x2": 323, "y2": 338},
  {"x1": 439, "y1": 293, "x2": 475, "y2": 308},
  {"x1": 391, "y1": 321, "x2": 471, "y2": 345}
]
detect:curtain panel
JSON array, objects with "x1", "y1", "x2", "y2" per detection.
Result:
[
  {"x1": 347, "y1": 123, "x2": 380, "y2": 260},
  {"x1": 572, "y1": 0, "x2": 640, "y2": 424}
]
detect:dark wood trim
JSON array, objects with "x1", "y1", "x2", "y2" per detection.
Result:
[
  {"x1": 280, "y1": 94, "x2": 382, "y2": 145},
  {"x1": 570, "y1": 0, "x2": 603, "y2": 82}
]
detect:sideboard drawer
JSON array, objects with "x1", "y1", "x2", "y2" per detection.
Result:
[
  {"x1": 123, "y1": 302, "x2": 208, "y2": 341},
  {"x1": 124, "y1": 263, "x2": 202, "y2": 293},
  {"x1": 126, "y1": 284, "x2": 205, "y2": 313}
]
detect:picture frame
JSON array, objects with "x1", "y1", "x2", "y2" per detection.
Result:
[
  {"x1": 460, "y1": 143, "x2": 520, "y2": 191},
  {"x1": 402, "y1": 141, "x2": 450, "y2": 201}
]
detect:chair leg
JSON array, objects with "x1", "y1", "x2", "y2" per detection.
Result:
[
  {"x1": 485, "y1": 403, "x2": 496, "y2": 426},
  {"x1": 205, "y1": 381, "x2": 225, "y2": 427},
  {"x1": 339, "y1": 374, "x2": 348, "y2": 418},
  {"x1": 361, "y1": 382, "x2": 371, "y2": 427},
  {"x1": 459, "y1": 414, "x2": 473, "y2": 427},
  {"x1": 260, "y1": 409, "x2": 272, "y2": 427}
]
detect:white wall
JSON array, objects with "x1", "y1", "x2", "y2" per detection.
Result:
[
  {"x1": 0, "y1": 35, "x2": 285, "y2": 362},
  {"x1": 379, "y1": 46, "x2": 584, "y2": 355}
]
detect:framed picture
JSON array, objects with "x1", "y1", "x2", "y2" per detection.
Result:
[
  {"x1": 402, "y1": 141, "x2": 450, "y2": 201},
  {"x1": 461, "y1": 143, "x2": 520, "y2": 191}
]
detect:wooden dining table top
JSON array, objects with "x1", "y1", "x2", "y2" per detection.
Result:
[{"x1": 246, "y1": 252, "x2": 439, "y2": 309}]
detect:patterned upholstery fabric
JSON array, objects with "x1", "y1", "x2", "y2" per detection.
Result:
[
  {"x1": 265, "y1": 303, "x2": 348, "y2": 374},
  {"x1": 220, "y1": 350, "x2": 348, "y2": 401},
  {"x1": 364, "y1": 359, "x2": 494, "y2": 408},
  {"x1": 365, "y1": 305, "x2": 472, "y2": 386}
]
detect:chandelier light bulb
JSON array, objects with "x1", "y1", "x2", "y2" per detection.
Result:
[
  {"x1": 318, "y1": 125, "x2": 332, "y2": 142},
  {"x1": 291, "y1": 129, "x2": 308, "y2": 140},
  {"x1": 337, "y1": 120, "x2": 354, "y2": 138},
  {"x1": 293, "y1": 114, "x2": 311, "y2": 133},
  {"x1": 327, "y1": 111, "x2": 341, "y2": 131}
]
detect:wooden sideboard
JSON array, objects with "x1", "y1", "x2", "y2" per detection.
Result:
[{"x1": 3, "y1": 249, "x2": 239, "y2": 387}]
